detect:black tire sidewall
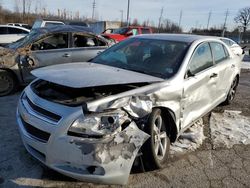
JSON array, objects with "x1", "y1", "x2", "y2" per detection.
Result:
[
  {"x1": 142, "y1": 108, "x2": 170, "y2": 170},
  {"x1": 0, "y1": 71, "x2": 16, "y2": 96},
  {"x1": 225, "y1": 77, "x2": 238, "y2": 105}
]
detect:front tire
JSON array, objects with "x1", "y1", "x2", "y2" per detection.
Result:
[
  {"x1": 0, "y1": 71, "x2": 16, "y2": 96},
  {"x1": 142, "y1": 108, "x2": 170, "y2": 170}
]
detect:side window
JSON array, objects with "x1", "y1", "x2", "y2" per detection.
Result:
[
  {"x1": 73, "y1": 34, "x2": 98, "y2": 47},
  {"x1": 0, "y1": 27, "x2": 8, "y2": 34},
  {"x1": 31, "y1": 33, "x2": 68, "y2": 51},
  {"x1": 141, "y1": 28, "x2": 150, "y2": 34},
  {"x1": 210, "y1": 42, "x2": 227, "y2": 64},
  {"x1": 8, "y1": 27, "x2": 28, "y2": 34},
  {"x1": 188, "y1": 43, "x2": 213, "y2": 75},
  {"x1": 96, "y1": 38, "x2": 107, "y2": 46}
]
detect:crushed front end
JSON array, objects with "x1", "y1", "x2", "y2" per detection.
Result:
[{"x1": 16, "y1": 79, "x2": 151, "y2": 185}]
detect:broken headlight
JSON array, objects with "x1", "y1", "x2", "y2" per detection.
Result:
[{"x1": 68, "y1": 112, "x2": 126, "y2": 137}]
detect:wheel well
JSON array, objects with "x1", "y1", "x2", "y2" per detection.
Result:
[{"x1": 154, "y1": 107, "x2": 178, "y2": 143}]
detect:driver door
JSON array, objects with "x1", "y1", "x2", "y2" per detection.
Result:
[{"x1": 181, "y1": 42, "x2": 218, "y2": 129}]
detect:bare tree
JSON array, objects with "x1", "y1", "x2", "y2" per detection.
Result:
[{"x1": 234, "y1": 7, "x2": 250, "y2": 32}]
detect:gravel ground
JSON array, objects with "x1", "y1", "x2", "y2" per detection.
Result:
[{"x1": 0, "y1": 70, "x2": 250, "y2": 188}]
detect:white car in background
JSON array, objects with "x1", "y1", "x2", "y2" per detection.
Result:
[
  {"x1": 0, "y1": 25, "x2": 30, "y2": 46},
  {"x1": 220, "y1": 37, "x2": 244, "y2": 56}
]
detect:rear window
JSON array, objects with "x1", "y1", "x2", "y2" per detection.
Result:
[
  {"x1": 210, "y1": 42, "x2": 227, "y2": 64},
  {"x1": 45, "y1": 22, "x2": 64, "y2": 27},
  {"x1": 8, "y1": 27, "x2": 28, "y2": 34},
  {"x1": 141, "y1": 28, "x2": 151, "y2": 34}
]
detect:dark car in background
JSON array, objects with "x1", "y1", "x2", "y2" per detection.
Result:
[{"x1": 0, "y1": 25, "x2": 110, "y2": 96}]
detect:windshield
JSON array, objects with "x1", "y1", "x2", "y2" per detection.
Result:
[
  {"x1": 6, "y1": 29, "x2": 41, "y2": 49},
  {"x1": 113, "y1": 27, "x2": 129, "y2": 35},
  {"x1": 91, "y1": 38, "x2": 190, "y2": 78}
]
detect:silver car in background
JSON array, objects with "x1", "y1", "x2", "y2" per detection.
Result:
[
  {"x1": 17, "y1": 34, "x2": 242, "y2": 185},
  {"x1": 0, "y1": 25, "x2": 109, "y2": 96}
]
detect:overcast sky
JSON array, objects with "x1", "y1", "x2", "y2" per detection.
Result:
[{"x1": 1, "y1": 0, "x2": 249, "y2": 31}]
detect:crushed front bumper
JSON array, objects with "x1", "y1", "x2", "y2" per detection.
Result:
[{"x1": 16, "y1": 88, "x2": 149, "y2": 185}]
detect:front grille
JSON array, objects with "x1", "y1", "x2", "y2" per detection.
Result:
[
  {"x1": 27, "y1": 144, "x2": 46, "y2": 163},
  {"x1": 25, "y1": 96, "x2": 61, "y2": 122},
  {"x1": 21, "y1": 117, "x2": 50, "y2": 143}
]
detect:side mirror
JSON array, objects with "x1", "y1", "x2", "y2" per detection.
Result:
[{"x1": 186, "y1": 69, "x2": 195, "y2": 78}]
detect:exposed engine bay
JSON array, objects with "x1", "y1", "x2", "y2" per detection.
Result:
[{"x1": 31, "y1": 79, "x2": 149, "y2": 106}]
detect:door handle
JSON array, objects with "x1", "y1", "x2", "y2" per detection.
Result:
[
  {"x1": 210, "y1": 73, "x2": 218, "y2": 78},
  {"x1": 62, "y1": 53, "x2": 70, "y2": 57}
]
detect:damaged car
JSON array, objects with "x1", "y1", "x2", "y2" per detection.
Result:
[
  {"x1": 17, "y1": 34, "x2": 242, "y2": 185},
  {"x1": 0, "y1": 25, "x2": 110, "y2": 96}
]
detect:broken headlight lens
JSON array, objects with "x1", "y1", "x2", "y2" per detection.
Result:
[{"x1": 69, "y1": 112, "x2": 124, "y2": 136}]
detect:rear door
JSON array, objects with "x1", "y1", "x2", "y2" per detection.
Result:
[
  {"x1": 181, "y1": 42, "x2": 218, "y2": 128},
  {"x1": 70, "y1": 33, "x2": 107, "y2": 62},
  {"x1": 210, "y1": 42, "x2": 235, "y2": 101}
]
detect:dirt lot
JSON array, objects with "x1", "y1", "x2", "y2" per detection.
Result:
[{"x1": 0, "y1": 70, "x2": 250, "y2": 188}]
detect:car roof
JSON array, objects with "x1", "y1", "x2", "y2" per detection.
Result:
[
  {"x1": 134, "y1": 34, "x2": 218, "y2": 43},
  {"x1": 0, "y1": 24, "x2": 30, "y2": 32},
  {"x1": 31, "y1": 25, "x2": 93, "y2": 34}
]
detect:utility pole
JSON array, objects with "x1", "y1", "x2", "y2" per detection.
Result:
[
  {"x1": 23, "y1": 0, "x2": 25, "y2": 19},
  {"x1": 222, "y1": 9, "x2": 229, "y2": 37},
  {"x1": 126, "y1": 0, "x2": 130, "y2": 26},
  {"x1": 178, "y1": 10, "x2": 182, "y2": 27},
  {"x1": 207, "y1": 11, "x2": 211, "y2": 30},
  {"x1": 120, "y1": 10, "x2": 124, "y2": 24},
  {"x1": 92, "y1": 0, "x2": 96, "y2": 20},
  {"x1": 158, "y1": 7, "x2": 164, "y2": 33}
]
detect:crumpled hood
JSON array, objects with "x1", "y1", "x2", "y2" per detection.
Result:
[{"x1": 31, "y1": 62, "x2": 163, "y2": 88}]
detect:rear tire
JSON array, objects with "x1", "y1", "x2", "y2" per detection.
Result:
[
  {"x1": 223, "y1": 77, "x2": 238, "y2": 105},
  {"x1": 141, "y1": 108, "x2": 170, "y2": 170},
  {"x1": 0, "y1": 71, "x2": 16, "y2": 96}
]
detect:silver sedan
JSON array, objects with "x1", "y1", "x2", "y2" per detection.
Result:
[{"x1": 17, "y1": 34, "x2": 242, "y2": 185}]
